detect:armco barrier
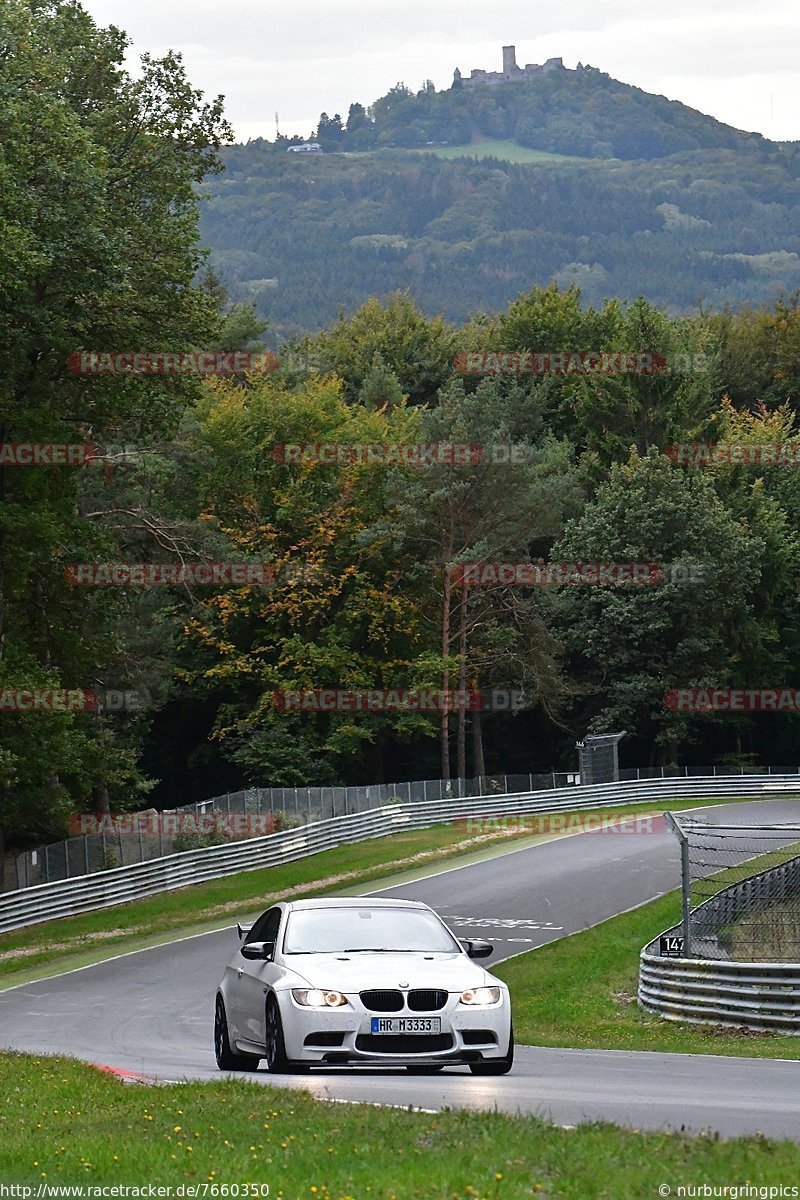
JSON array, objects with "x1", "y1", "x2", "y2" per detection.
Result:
[
  {"x1": 638, "y1": 951, "x2": 800, "y2": 1033},
  {"x1": 2, "y1": 773, "x2": 798, "y2": 935},
  {"x1": 639, "y1": 843, "x2": 800, "y2": 1032}
]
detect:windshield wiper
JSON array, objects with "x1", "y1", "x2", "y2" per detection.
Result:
[{"x1": 342, "y1": 947, "x2": 422, "y2": 953}]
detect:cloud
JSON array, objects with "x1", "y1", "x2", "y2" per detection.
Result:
[{"x1": 84, "y1": 0, "x2": 800, "y2": 141}]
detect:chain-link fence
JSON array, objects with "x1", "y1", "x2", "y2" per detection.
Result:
[
  {"x1": 666, "y1": 812, "x2": 800, "y2": 961},
  {"x1": 7, "y1": 763, "x2": 800, "y2": 894},
  {"x1": 8, "y1": 770, "x2": 586, "y2": 892}
]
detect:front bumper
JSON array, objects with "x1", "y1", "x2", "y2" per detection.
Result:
[{"x1": 277, "y1": 989, "x2": 512, "y2": 1064}]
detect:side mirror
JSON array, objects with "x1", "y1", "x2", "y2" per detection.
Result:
[
  {"x1": 460, "y1": 938, "x2": 493, "y2": 959},
  {"x1": 241, "y1": 940, "x2": 275, "y2": 961}
]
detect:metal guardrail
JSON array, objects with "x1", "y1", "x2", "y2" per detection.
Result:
[
  {"x1": 639, "y1": 839, "x2": 800, "y2": 1032},
  {"x1": 638, "y1": 954, "x2": 800, "y2": 1032},
  {"x1": 13, "y1": 763, "x2": 798, "y2": 893},
  {"x1": 2, "y1": 772, "x2": 796, "y2": 935}
]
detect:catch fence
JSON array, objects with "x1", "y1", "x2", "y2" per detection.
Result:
[
  {"x1": 7, "y1": 763, "x2": 800, "y2": 893},
  {"x1": 664, "y1": 812, "x2": 800, "y2": 961}
]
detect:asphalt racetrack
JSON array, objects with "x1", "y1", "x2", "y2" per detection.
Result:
[{"x1": 2, "y1": 799, "x2": 799, "y2": 1138}]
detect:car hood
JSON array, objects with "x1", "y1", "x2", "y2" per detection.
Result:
[{"x1": 284, "y1": 951, "x2": 499, "y2": 992}]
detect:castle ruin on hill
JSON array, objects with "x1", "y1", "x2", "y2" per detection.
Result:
[{"x1": 454, "y1": 45, "x2": 582, "y2": 89}]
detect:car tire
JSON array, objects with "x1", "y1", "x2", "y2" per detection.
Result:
[
  {"x1": 468, "y1": 1025, "x2": 514, "y2": 1076},
  {"x1": 214, "y1": 996, "x2": 261, "y2": 1072},
  {"x1": 264, "y1": 994, "x2": 292, "y2": 1073},
  {"x1": 405, "y1": 1065, "x2": 445, "y2": 1073}
]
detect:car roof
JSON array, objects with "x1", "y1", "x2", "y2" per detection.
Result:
[{"x1": 282, "y1": 897, "x2": 430, "y2": 912}]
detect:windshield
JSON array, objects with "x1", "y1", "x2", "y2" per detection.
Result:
[{"x1": 283, "y1": 907, "x2": 462, "y2": 954}]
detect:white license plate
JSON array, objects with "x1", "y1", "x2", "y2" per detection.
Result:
[{"x1": 370, "y1": 1017, "x2": 441, "y2": 1035}]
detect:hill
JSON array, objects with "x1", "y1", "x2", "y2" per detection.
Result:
[
  {"x1": 198, "y1": 68, "x2": 800, "y2": 338},
  {"x1": 323, "y1": 62, "x2": 771, "y2": 160}
]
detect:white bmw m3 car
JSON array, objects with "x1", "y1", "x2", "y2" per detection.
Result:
[{"x1": 214, "y1": 897, "x2": 513, "y2": 1074}]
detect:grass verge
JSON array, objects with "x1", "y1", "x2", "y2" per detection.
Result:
[
  {"x1": 731, "y1": 894, "x2": 800, "y2": 961},
  {"x1": 0, "y1": 796, "x2": 752, "y2": 988},
  {"x1": 494, "y1": 889, "x2": 800, "y2": 1060},
  {"x1": 0, "y1": 1052, "x2": 798, "y2": 1196}
]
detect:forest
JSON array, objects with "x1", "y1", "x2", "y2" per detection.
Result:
[{"x1": 3, "y1": 0, "x2": 800, "y2": 857}]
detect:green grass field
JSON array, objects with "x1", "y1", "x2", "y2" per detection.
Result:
[
  {"x1": 1, "y1": 1052, "x2": 797, "y2": 1196},
  {"x1": 342, "y1": 140, "x2": 601, "y2": 165},
  {"x1": 409, "y1": 140, "x2": 599, "y2": 165}
]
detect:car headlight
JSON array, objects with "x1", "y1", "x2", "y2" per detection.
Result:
[
  {"x1": 459, "y1": 986, "x2": 501, "y2": 1006},
  {"x1": 291, "y1": 988, "x2": 349, "y2": 1008}
]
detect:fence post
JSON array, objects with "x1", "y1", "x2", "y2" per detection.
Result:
[{"x1": 665, "y1": 811, "x2": 692, "y2": 957}]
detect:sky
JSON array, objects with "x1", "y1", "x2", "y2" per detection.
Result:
[{"x1": 83, "y1": 0, "x2": 800, "y2": 144}]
